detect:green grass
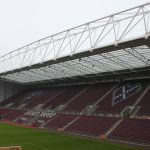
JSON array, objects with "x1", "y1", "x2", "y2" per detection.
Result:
[{"x1": 0, "y1": 122, "x2": 141, "y2": 150}]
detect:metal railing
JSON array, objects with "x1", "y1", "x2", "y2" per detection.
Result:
[{"x1": 0, "y1": 3, "x2": 150, "y2": 73}]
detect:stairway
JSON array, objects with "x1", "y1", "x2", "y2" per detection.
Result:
[
  {"x1": 81, "y1": 105, "x2": 98, "y2": 115},
  {"x1": 54, "y1": 104, "x2": 67, "y2": 113},
  {"x1": 132, "y1": 86, "x2": 150, "y2": 108},
  {"x1": 61, "y1": 116, "x2": 81, "y2": 131},
  {"x1": 65, "y1": 86, "x2": 90, "y2": 105},
  {"x1": 14, "y1": 113, "x2": 25, "y2": 122},
  {"x1": 44, "y1": 89, "x2": 66, "y2": 109},
  {"x1": 94, "y1": 85, "x2": 117, "y2": 106},
  {"x1": 105, "y1": 118, "x2": 123, "y2": 136},
  {"x1": 131, "y1": 106, "x2": 141, "y2": 117},
  {"x1": 40, "y1": 114, "x2": 57, "y2": 128}
]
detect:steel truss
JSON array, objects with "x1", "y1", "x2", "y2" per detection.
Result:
[
  {"x1": 0, "y1": 3, "x2": 150, "y2": 84},
  {"x1": 2, "y1": 45, "x2": 150, "y2": 83}
]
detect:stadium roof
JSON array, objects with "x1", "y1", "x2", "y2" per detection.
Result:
[{"x1": 0, "y1": 3, "x2": 150, "y2": 84}]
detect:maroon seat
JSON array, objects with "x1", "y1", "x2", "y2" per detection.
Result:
[
  {"x1": 4, "y1": 110, "x2": 25, "y2": 121},
  {"x1": 95, "y1": 85, "x2": 144, "y2": 114},
  {"x1": 138, "y1": 88, "x2": 150, "y2": 116},
  {"x1": 0, "y1": 90, "x2": 28, "y2": 107},
  {"x1": 66, "y1": 116, "x2": 118, "y2": 136},
  {"x1": 65, "y1": 84, "x2": 112, "y2": 113},
  {"x1": 0, "y1": 108, "x2": 11, "y2": 116},
  {"x1": 43, "y1": 86, "x2": 85, "y2": 109},
  {"x1": 44, "y1": 114, "x2": 77, "y2": 129},
  {"x1": 25, "y1": 88, "x2": 62, "y2": 109},
  {"x1": 110, "y1": 118, "x2": 150, "y2": 143}
]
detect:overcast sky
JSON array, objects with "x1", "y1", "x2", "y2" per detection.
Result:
[{"x1": 0, "y1": 0, "x2": 149, "y2": 56}]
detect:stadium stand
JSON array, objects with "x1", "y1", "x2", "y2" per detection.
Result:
[
  {"x1": 110, "y1": 118, "x2": 150, "y2": 144},
  {"x1": 0, "y1": 81, "x2": 150, "y2": 144},
  {"x1": 43, "y1": 85, "x2": 86, "y2": 110},
  {"x1": 3, "y1": 109, "x2": 25, "y2": 121},
  {"x1": 137, "y1": 87, "x2": 150, "y2": 116},
  {"x1": 44, "y1": 114, "x2": 77, "y2": 129},
  {"x1": 0, "y1": 3, "x2": 150, "y2": 148},
  {"x1": 0, "y1": 90, "x2": 28, "y2": 107},
  {"x1": 65, "y1": 116, "x2": 119, "y2": 136},
  {"x1": 95, "y1": 84, "x2": 144, "y2": 114},
  {"x1": 0, "y1": 108, "x2": 11, "y2": 116},
  {"x1": 64, "y1": 84, "x2": 113, "y2": 113}
]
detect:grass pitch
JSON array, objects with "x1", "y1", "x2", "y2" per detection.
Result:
[{"x1": 0, "y1": 122, "x2": 142, "y2": 150}]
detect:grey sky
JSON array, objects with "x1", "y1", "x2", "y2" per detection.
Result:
[{"x1": 0, "y1": 0, "x2": 148, "y2": 56}]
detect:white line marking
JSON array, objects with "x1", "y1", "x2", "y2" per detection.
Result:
[{"x1": 29, "y1": 143, "x2": 49, "y2": 150}]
